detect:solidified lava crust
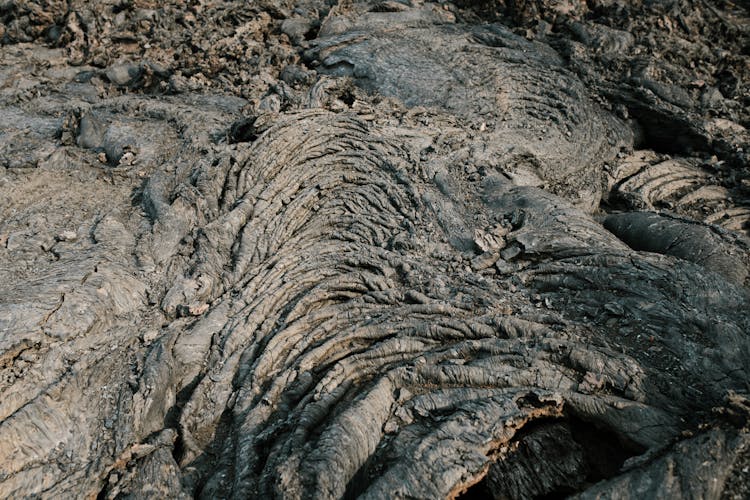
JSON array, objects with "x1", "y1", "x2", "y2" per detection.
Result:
[{"x1": 1, "y1": 1, "x2": 750, "y2": 498}]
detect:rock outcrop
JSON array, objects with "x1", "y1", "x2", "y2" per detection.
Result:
[{"x1": 1, "y1": 0, "x2": 749, "y2": 498}]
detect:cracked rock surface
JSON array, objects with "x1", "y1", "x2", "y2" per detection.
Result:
[{"x1": 1, "y1": 0, "x2": 750, "y2": 498}]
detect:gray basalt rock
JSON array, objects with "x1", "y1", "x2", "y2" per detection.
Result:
[
  {"x1": 1, "y1": 1, "x2": 750, "y2": 499},
  {"x1": 309, "y1": 12, "x2": 632, "y2": 212}
]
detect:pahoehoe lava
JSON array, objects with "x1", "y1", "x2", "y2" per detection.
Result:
[{"x1": 1, "y1": 0, "x2": 750, "y2": 499}]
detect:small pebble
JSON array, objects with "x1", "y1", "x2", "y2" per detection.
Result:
[
  {"x1": 105, "y1": 62, "x2": 141, "y2": 86},
  {"x1": 57, "y1": 230, "x2": 77, "y2": 242}
]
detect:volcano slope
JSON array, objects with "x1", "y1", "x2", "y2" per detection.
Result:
[{"x1": 2, "y1": 0, "x2": 750, "y2": 498}]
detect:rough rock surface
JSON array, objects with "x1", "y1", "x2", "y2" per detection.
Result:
[{"x1": 1, "y1": 0, "x2": 750, "y2": 499}]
